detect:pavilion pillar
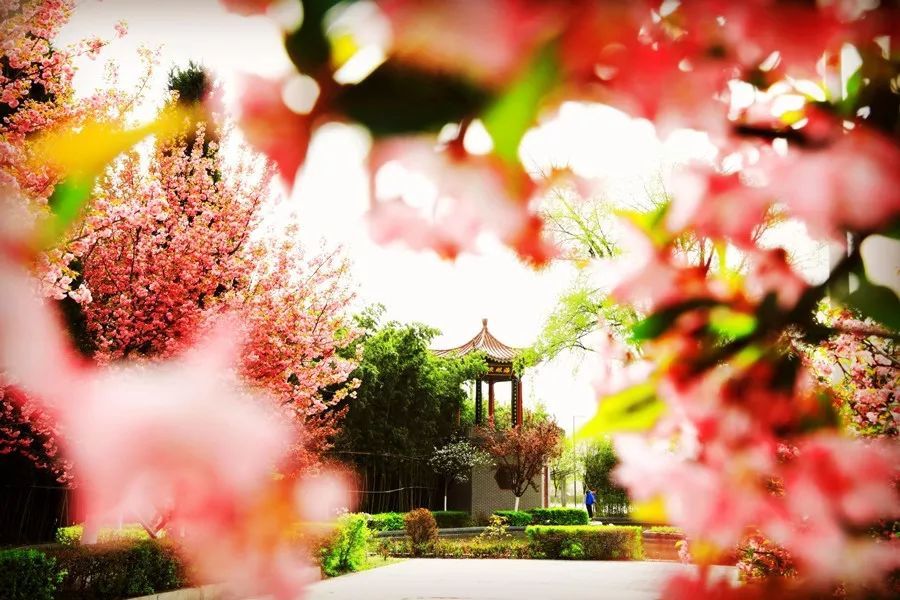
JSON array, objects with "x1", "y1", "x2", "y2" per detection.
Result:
[
  {"x1": 475, "y1": 378, "x2": 483, "y2": 425},
  {"x1": 488, "y1": 381, "x2": 495, "y2": 426},
  {"x1": 516, "y1": 378, "x2": 524, "y2": 427},
  {"x1": 510, "y1": 375, "x2": 519, "y2": 427}
]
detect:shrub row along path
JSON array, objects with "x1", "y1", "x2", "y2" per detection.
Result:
[{"x1": 306, "y1": 559, "x2": 738, "y2": 600}]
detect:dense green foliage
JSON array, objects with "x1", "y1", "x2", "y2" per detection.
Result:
[
  {"x1": 0, "y1": 549, "x2": 64, "y2": 600},
  {"x1": 366, "y1": 512, "x2": 406, "y2": 532},
  {"x1": 431, "y1": 511, "x2": 474, "y2": 528},
  {"x1": 44, "y1": 540, "x2": 183, "y2": 599},
  {"x1": 336, "y1": 307, "x2": 485, "y2": 458},
  {"x1": 493, "y1": 510, "x2": 534, "y2": 526},
  {"x1": 526, "y1": 525, "x2": 643, "y2": 560},
  {"x1": 528, "y1": 507, "x2": 590, "y2": 526},
  {"x1": 318, "y1": 514, "x2": 370, "y2": 577},
  {"x1": 404, "y1": 508, "x2": 438, "y2": 556},
  {"x1": 582, "y1": 438, "x2": 630, "y2": 511}
]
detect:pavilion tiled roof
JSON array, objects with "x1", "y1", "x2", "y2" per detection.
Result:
[{"x1": 433, "y1": 319, "x2": 520, "y2": 363}]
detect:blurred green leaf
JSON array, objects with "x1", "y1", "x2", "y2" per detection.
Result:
[
  {"x1": 577, "y1": 382, "x2": 664, "y2": 439},
  {"x1": 845, "y1": 278, "x2": 900, "y2": 331},
  {"x1": 336, "y1": 62, "x2": 491, "y2": 136},
  {"x1": 43, "y1": 175, "x2": 95, "y2": 245},
  {"x1": 483, "y1": 43, "x2": 559, "y2": 164},
  {"x1": 708, "y1": 307, "x2": 757, "y2": 339},
  {"x1": 838, "y1": 68, "x2": 863, "y2": 116},
  {"x1": 631, "y1": 299, "x2": 717, "y2": 342},
  {"x1": 284, "y1": 0, "x2": 344, "y2": 74}
]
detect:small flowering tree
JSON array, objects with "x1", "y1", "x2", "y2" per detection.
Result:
[
  {"x1": 477, "y1": 416, "x2": 563, "y2": 511},
  {"x1": 428, "y1": 439, "x2": 489, "y2": 511}
]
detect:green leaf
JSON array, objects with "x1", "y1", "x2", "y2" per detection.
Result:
[
  {"x1": 42, "y1": 175, "x2": 95, "y2": 245},
  {"x1": 708, "y1": 307, "x2": 757, "y2": 339},
  {"x1": 483, "y1": 43, "x2": 559, "y2": 164},
  {"x1": 845, "y1": 279, "x2": 900, "y2": 331},
  {"x1": 576, "y1": 382, "x2": 664, "y2": 439}
]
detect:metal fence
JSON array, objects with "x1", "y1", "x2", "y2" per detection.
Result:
[
  {"x1": 0, "y1": 484, "x2": 74, "y2": 545},
  {"x1": 331, "y1": 450, "x2": 441, "y2": 514}
]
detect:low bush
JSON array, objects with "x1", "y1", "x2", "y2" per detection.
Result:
[
  {"x1": 0, "y1": 548, "x2": 65, "y2": 600},
  {"x1": 432, "y1": 510, "x2": 473, "y2": 528},
  {"x1": 493, "y1": 510, "x2": 533, "y2": 526},
  {"x1": 404, "y1": 508, "x2": 438, "y2": 556},
  {"x1": 526, "y1": 525, "x2": 643, "y2": 560},
  {"x1": 319, "y1": 514, "x2": 370, "y2": 577},
  {"x1": 44, "y1": 539, "x2": 184, "y2": 599},
  {"x1": 528, "y1": 507, "x2": 589, "y2": 526},
  {"x1": 56, "y1": 524, "x2": 153, "y2": 546},
  {"x1": 366, "y1": 512, "x2": 406, "y2": 532}
]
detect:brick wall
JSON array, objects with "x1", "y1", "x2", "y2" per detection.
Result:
[{"x1": 469, "y1": 464, "x2": 544, "y2": 518}]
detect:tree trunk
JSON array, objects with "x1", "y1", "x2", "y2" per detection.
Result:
[
  {"x1": 514, "y1": 495, "x2": 520, "y2": 511},
  {"x1": 444, "y1": 480, "x2": 449, "y2": 511}
]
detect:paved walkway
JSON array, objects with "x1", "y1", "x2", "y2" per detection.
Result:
[{"x1": 305, "y1": 559, "x2": 738, "y2": 600}]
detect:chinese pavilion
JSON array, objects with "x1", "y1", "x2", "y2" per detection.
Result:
[{"x1": 434, "y1": 318, "x2": 524, "y2": 427}]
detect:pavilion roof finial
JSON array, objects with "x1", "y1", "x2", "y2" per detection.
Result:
[{"x1": 433, "y1": 318, "x2": 520, "y2": 363}]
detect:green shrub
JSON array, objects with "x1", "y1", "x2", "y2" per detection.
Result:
[
  {"x1": 319, "y1": 514, "x2": 370, "y2": 577},
  {"x1": 55, "y1": 524, "x2": 153, "y2": 546},
  {"x1": 528, "y1": 507, "x2": 589, "y2": 526},
  {"x1": 493, "y1": 510, "x2": 533, "y2": 526},
  {"x1": 0, "y1": 548, "x2": 65, "y2": 600},
  {"x1": 366, "y1": 512, "x2": 406, "y2": 532},
  {"x1": 44, "y1": 539, "x2": 183, "y2": 599},
  {"x1": 404, "y1": 508, "x2": 438, "y2": 556},
  {"x1": 432, "y1": 510, "x2": 473, "y2": 528},
  {"x1": 526, "y1": 525, "x2": 643, "y2": 560}
]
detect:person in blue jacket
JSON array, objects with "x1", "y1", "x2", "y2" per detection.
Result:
[{"x1": 584, "y1": 488, "x2": 596, "y2": 519}]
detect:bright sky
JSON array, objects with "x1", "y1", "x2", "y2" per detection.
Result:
[{"x1": 63, "y1": 0, "x2": 876, "y2": 434}]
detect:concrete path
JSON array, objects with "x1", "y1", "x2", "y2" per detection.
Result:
[{"x1": 305, "y1": 559, "x2": 738, "y2": 600}]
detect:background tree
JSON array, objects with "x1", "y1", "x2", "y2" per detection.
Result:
[
  {"x1": 582, "y1": 437, "x2": 629, "y2": 516},
  {"x1": 428, "y1": 439, "x2": 489, "y2": 511},
  {"x1": 477, "y1": 415, "x2": 563, "y2": 511},
  {"x1": 332, "y1": 306, "x2": 484, "y2": 511},
  {"x1": 335, "y1": 306, "x2": 484, "y2": 457},
  {"x1": 548, "y1": 439, "x2": 578, "y2": 506}
]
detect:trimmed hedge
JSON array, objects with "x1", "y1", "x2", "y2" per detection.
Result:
[
  {"x1": 319, "y1": 514, "x2": 370, "y2": 577},
  {"x1": 367, "y1": 512, "x2": 406, "y2": 532},
  {"x1": 44, "y1": 540, "x2": 184, "y2": 599},
  {"x1": 376, "y1": 537, "x2": 531, "y2": 559},
  {"x1": 432, "y1": 510, "x2": 473, "y2": 528},
  {"x1": 493, "y1": 510, "x2": 533, "y2": 526},
  {"x1": 526, "y1": 525, "x2": 643, "y2": 560},
  {"x1": 0, "y1": 548, "x2": 65, "y2": 600},
  {"x1": 528, "y1": 507, "x2": 589, "y2": 526},
  {"x1": 56, "y1": 524, "x2": 153, "y2": 546}
]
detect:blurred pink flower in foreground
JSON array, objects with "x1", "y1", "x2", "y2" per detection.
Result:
[{"x1": 0, "y1": 255, "x2": 338, "y2": 599}]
